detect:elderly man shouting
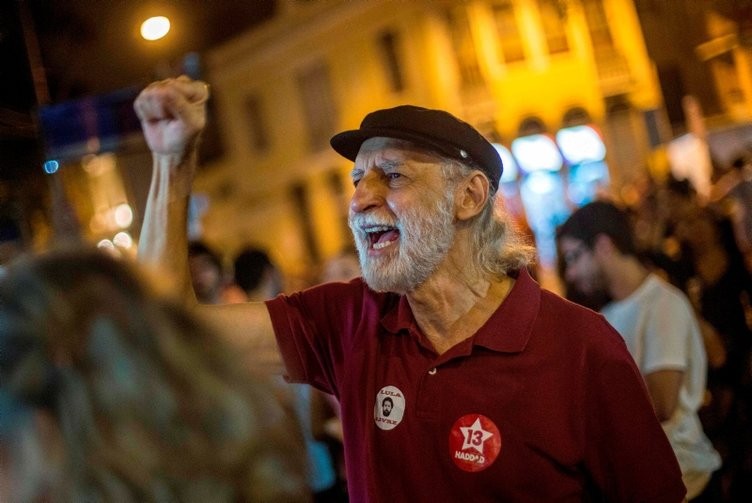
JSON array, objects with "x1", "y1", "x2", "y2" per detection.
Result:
[{"x1": 134, "y1": 76, "x2": 685, "y2": 502}]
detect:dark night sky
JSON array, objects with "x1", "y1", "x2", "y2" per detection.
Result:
[
  {"x1": 0, "y1": 0, "x2": 276, "y2": 182},
  {"x1": 2, "y1": 0, "x2": 277, "y2": 107}
]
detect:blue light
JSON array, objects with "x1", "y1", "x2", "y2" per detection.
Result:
[
  {"x1": 43, "y1": 160, "x2": 59, "y2": 174},
  {"x1": 511, "y1": 135, "x2": 563, "y2": 173}
]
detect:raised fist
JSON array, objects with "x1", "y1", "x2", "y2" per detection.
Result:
[{"x1": 133, "y1": 75, "x2": 209, "y2": 156}]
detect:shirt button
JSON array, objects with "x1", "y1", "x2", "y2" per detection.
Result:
[{"x1": 428, "y1": 368, "x2": 437, "y2": 375}]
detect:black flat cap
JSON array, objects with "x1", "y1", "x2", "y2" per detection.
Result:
[{"x1": 330, "y1": 105, "x2": 502, "y2": 193}]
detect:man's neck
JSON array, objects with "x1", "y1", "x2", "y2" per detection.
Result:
[
  {"x1": 607, "y1": 257, "x2": 650, "y2": 301},
  {"x1": 406, "y1": 267, "x2": 514, "y2": 355}
]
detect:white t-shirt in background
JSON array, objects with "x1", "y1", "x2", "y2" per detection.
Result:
[{"x1": 602, "y1": 274, "x2": 721, "y2": 499}]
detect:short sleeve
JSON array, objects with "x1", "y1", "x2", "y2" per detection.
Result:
[
  {"x1": 265, "y1": 280, "x2": 366, "y2": 396},
  {"x1": 641, "y1": 290, "x2": 696, "y2": 375}
]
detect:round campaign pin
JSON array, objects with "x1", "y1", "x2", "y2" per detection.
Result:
[
  {"x1": 374, "y1": 385, "x2": 406, "y2": 430},
  {"x1": 448, "y1": 414, "x2": 502, "y2": 472}
]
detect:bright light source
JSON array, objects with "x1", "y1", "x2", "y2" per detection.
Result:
[
  {"x1": 525, "y1": 171, "x2": 559, "y2": 194},
  {"x1": 141, "y1": 16, "x2": 171, "y2": 41},
  {"x1": 556, "y1": 126, "x2": 606, "y2": 164},
  {"x1": 43, "y1": 160, "x2": 59, "y2": 174},
  {"x1": 511, "y1": 134, "x2": 563, "y2": 173},
  {"x1": 113, "y1": 231, "x2": 133, "y2": 249},
  {"x1": 492, "y1": 144, "x2": 519, "y2": 184},
  {"x1": 113, "y1": 203, "x2": 133, "y2": 228}
]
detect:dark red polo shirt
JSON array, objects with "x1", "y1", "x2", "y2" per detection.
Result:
[{"x1": 266, "y1": 269, "x2": 685, "y2": 502}]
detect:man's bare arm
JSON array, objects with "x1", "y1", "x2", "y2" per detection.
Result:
[
  {"x1": 134, "y1": 76, "x2": 206, "y2": 300},
  {"x1": 134, "y1": 76, "x2": 283, "y2": 371},
  {"x1": 644, "y1": 369, "x2": 683, "y2": 422},
  {"x1": 196, "y1": 302, "x2": 283, "y2": 373}
]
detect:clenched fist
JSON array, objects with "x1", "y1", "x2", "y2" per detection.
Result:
[{"x1": 134, "y1": 75, "x2": 210, "y2": 156}]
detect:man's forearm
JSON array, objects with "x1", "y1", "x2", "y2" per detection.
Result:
[
  {"x1": 138, "y1": 149, "x2": 197, "y2": 303},
  {"x1": 133, "y1": 77, "x2": 284, "y2": 372},
  {"x1": 133, "y1": 76, "x2": 208, "y2": 303}
]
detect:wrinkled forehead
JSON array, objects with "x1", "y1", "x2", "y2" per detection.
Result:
[{"x1": 356, "y1": 137, "x2": 445, "y2": 163}]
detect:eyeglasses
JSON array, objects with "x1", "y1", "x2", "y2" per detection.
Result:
[{"x1": 561, "y1": 243, "x2": 589, "y2": 267}]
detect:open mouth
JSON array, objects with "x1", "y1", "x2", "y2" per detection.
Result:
[{"x1": 364, "y1": 225, "x2": 400, "y2": 250}]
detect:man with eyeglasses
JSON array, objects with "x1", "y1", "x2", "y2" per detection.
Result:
[{"x1": 558, "y1": 200, "x2": 722, "y2": 501}]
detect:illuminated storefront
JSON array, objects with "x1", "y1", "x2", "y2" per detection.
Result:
[{"x1": 494, "y1": 122, "x2": 609, "y2": 267}]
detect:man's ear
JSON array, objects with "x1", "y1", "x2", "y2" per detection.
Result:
[
  {"x1": 456, "y1": 172, "x2": 489, "y2": 221},
  {"x1": 592, "y1": 233, "x2": 615, "y2": 257}
]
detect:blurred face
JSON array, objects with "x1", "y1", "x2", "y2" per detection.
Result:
[
  {"x1": 558, "y1": 236, "x2": 607, "y2": 298},
  {"x1": 348, "y1": 138, "x2": 456, "y2": 294},
  {"x1": 188, "y1": 254, "x2": 222, "y2": 302}
]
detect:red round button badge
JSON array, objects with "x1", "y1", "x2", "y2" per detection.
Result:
[{"x1": 449, "y1": 414, "x2": 502, "y2": 472}]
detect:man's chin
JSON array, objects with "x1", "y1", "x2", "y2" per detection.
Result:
[
  {"x1": 362, "y1": 271, "x2": 411, "y2": 294},
  {"x1": 363, "y1": 276, "x2": 400, "y2": 294}
]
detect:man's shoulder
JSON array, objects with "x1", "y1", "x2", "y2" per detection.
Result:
[
  {"x1": 538, "y1": 288, "x2": 620, "y2": 339},
  {"x1": 540, "y1": 287, "x2": 604, "y2": 320},
  {"x1": 534, "y1": 289, "x2": 635, "y2": 366},
  {"x1": 642, "y1": 274, "x2": 693, "y2": 310},
  {"x1": 284, "y1": 277, "x2": 398, "y2": 311}
]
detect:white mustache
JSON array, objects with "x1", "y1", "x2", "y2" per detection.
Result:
[{"x1": 349, "y1": 214, "x2": 399, "y2": 232}]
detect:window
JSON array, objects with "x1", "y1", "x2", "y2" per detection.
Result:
[
  {"x1": 562, "y1": 106, "x2": 591, "y2": 126},
  {"x1": 518, "y1": 116, "x2": 546, "y2": 136},
  {"x1": 378, "y1": 30, "x2": 406, "y2": 92},
  {"x1": 244, "y1": 95, "x2": 269, "y2": 153},
  {"x1": 296, "y1": 61, "x2": 338, "y2": 151},
  {"x1": 326, "y1": 168, "x2": 351, "y2": 242},
  {"x1": 582, "y1": 0, "x2": 613, "y2": 50},
  {"x1": 199, "y1": 98, "x2": 225, "y2": 164},
  {"x1": 492, "y1": 1, "x2": 525, "y2": 63},
  {"x1": 446, "y1": 6, "x2": 484, "y2": 88},
  {"x1": 537, "y1": 0, "x2": 569, "y2": 54},
  {"x1": 290, "y1": 182, "x2": 320, "y2": 263}
]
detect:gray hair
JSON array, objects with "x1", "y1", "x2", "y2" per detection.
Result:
[{"x1": 440, "y1": 158, "x2": 537, "y2": 278}]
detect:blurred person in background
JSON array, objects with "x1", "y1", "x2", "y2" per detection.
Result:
[
  {"x1": 188, "y1": 240, "x2": 244, "y2": 304},
  {"x1": 672, "y1": 206, "x2": 752, "y2": 502},
  {"x1": 233, "y1": 246, "x2": 285, "y2": 301},
  {"x1": 319, "y1": 247, "x2": 361, "y2": 285},
  {"x1": 0, "y1": 248, "x2": 309, "y2": 502},
  {"x1": 640, "y1": 176, "x2": 700, "y2": 290},
  {"x1": 134, "y1": 76, "x2": 686, "y2": 502},
  {"x1": 612, "y1": 178, "x2": 730, "y2": 375},
  {"x1": 627, "y1": 174, "x2": 752, "y2": 501},
  {"x1": 315, "y1": 246, "x2": 363, "y2": 494},
  {"x1": 710, "y1": 153, "x2": 752, "y2": 261},
  {"x1": 233, "y1": 245, "x2": 347, "y2": 502},
  {"x1": 557, "y1": 200, "x2": 722, "y2": 501}
]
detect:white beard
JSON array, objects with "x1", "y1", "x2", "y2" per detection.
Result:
[{"x1": 349, "y1": 193, "x2": 456, "y2": 294}]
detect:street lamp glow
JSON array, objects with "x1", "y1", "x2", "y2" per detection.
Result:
[{"x1": 140, "y1": 16, "x2": 171, "y2": 41}]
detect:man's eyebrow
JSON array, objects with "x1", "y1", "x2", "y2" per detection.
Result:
[
  {"x1": 378, "y1": 159, "x2": 402, "y2": 171},
  {"x1": 350, "y1": 159, "x2": 403, "y2": 179}
]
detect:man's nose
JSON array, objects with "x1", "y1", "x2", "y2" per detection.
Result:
[
  {"x1": 564, "y1": 264, "x2": 578, "y2": 284},
  {"x1": 350, "y1": 172, "x2": 385, "y2": 214}
]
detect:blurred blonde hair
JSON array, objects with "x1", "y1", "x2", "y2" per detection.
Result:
[{"x1": 0, "y1": 249, "x2": 309, "y2": 502}]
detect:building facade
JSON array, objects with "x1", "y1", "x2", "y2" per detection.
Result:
[{"x1": 192, "y1": 0, "x2": 666, "y2": 280}]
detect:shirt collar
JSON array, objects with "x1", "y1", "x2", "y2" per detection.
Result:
[{"x1": 380, "y1": 268, "x2": 540, "y2": 353}]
